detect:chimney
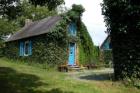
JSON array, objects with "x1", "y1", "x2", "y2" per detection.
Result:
[{"x1": 25, "y1": 19, "x2": 32, "y2": 26}]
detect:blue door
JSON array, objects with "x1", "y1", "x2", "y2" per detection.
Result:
[{"x1": 68, "y1": 43, "x2": 75, "y2": 65}]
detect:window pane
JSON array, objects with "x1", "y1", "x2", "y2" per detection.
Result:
[{"x1": 24, "y1": 41, "x2": 29, "y2": 55}]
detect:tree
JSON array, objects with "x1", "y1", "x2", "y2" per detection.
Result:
[
  {"x1": 0, "y1": 0, "x2": 22, "y2": 20},
  {"x1": 29, "y1": 0, "x2": 64, "y2": 10},
  {"x1": 101, "y1": 0, "x2": 140, "y2": 79},
  {"x1": 0, "y1": 0, "x2": 20, "y2": 44},
  {"x1": 16, "y1": 1, "x2": 57, "y2": 27},
  {"x1": 0, "y1": 19, "x2": 18, "y2": 48},
  {"x1": 66, "y1": 4, "x2": 85, "y2": 21}
]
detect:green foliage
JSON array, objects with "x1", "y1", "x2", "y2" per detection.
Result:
[
  {"x1": 78, "y1": 22, "x2": 96, "y2": 64},
  {"x1": 0, "y1": 10, "x2": 19, "y2": 56},
  {"x1": 4, "y1": 41, "x2": 19, "y2": 59},
  {"x1": 0, "y1": 19, "x2": 18, "y2": 35},
  {"x1": 32, "y1": 21, "x2": 68, "y2": 65},
  {"x1": 93, "y1": 46, "x2": 100, "y2": 61},
  {"x1": 15, "y1": 1, "x2": 57, "y2": 27},
  {"x1": 0, "y1": 19, "x2": 19, "y2": 47},
  {"x1": 29, "y1": 0, "x2": 64, "y2": 10},
  {"x1": 68, "y1": 35, "x2": 79, "y2": 43},
  {"x1": 0, "y1": 0, "x2": 22, "y2": 20},
  {"x1": 65, "y1": 4, "x2": 85, "y2": 21},
  {"x1": 101, "y1": 0, "x2": 140, "y2": 34},
  {"x1": 100, "y1": 50, "x2": 112, "y2": 66},
  {"x1": 122, "y1": 70, "x2": 140, "y2": 89},
  {"x1": 101, "y1": 0, "x2": 140, "y2": 79},
  {"x1": 71, "y1": 4, "x2": 85, "y2": 15}
]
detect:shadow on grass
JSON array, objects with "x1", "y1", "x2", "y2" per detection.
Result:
[
  {"x1": 0, "y1": 67, "x2": 74, "y2": 93},
  {"x1": 0, "y1": 67, "x2": 47, "y2": 93},
  {"x1": 79, "y1": 73, "x2": 114, "y2": 81},
  {"x1": 46, "y1": 88, "x2": 74, "y2": 93}
]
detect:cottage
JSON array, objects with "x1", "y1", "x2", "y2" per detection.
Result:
[
  {"x1": 5, "y1": 16, "x2": 95, "y2": 67},
  {"x1": 5, "y1": 16, "x2": 79, "y2": 66}
]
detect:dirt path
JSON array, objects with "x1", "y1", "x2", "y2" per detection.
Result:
[{"x1": 67, "y1": 68, "x2": 114, "y2": 82}]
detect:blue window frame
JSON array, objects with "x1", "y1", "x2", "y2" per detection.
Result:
[
  {"x1": 19, "y1": 40, "x2": 32, "y2": 56},
  {"x1": 68, "y1": 23, "x2": 77, "y2": 36},
  {"x1": 19, "y1": 41, "x2": 24, "y2": 56}
]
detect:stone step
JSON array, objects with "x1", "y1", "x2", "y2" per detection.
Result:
[
  {"x1": 68, "y1": 67, "x2": 81, "y2": 72},
  {"x1": 68, "y1": 65, "x2": 80, "y2": 68},
  {"x1": 58, "y1": 65, "x2": 87, "y2": 72},
  {"x1": 68, "y1": 65, "x2": 87, "y2": 72}
]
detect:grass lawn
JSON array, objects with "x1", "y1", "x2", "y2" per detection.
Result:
[{"x1": 0, "y1": 58, "x2": 140, "y2": 93}]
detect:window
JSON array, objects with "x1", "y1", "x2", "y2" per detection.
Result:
[
  {"x1": 19, "y1": 40, "x2": 32, "y2": 56},
  {"x1": 24, "y1": 41, "x2": 30, "y2": 56},
  {"x1": 68, "y1": 23, "x2": 77, "y2": 36}
]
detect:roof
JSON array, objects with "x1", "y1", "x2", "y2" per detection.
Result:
[
  {"x1": 100, "y1": 35, "x2": 111, "y2": 49},
  {"x1": 7, "y1": 16, "x2": 62, "y2": 42}
]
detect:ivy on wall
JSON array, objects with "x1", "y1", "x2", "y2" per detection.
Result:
[
  {"x1": 32, "y1": 21, "x2": 68, "y2": 65},
  {"x1": 100, "y1": 50, "x2": 112, "y2": 65},
  {"x1": 4, "y1": 41, "x2": 19, "y2": 59},
  {"x1": 78, "y1": 22, "x2": 97, "y2": 65}
]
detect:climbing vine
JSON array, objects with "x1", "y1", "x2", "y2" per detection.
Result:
[{"x1": 78, "y1": 22, "x2": 97, "y2": 64}]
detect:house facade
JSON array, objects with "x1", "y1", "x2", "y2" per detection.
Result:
[{"x1": 5, "y1": 16, "x2": 80, "y2": 66}]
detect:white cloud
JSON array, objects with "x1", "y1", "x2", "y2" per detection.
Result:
[{"x1": 64, "y1": 0, "x2": 107, "y2": 46}]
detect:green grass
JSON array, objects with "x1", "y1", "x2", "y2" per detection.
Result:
[{"x1": 0, "y1": 58, "x2": 140, "y2": 93}]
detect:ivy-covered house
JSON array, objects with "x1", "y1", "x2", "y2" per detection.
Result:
[
  {"x1": 5, "y1": 16, "x2": 95, "y2": 66},
  {"x1": 100, "y1": 35, "x2": 112, "y2": 65}
]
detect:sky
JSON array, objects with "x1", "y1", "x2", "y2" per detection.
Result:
[{"x1": 64, "y1": 0, "x2": 107, "y2": 46}]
